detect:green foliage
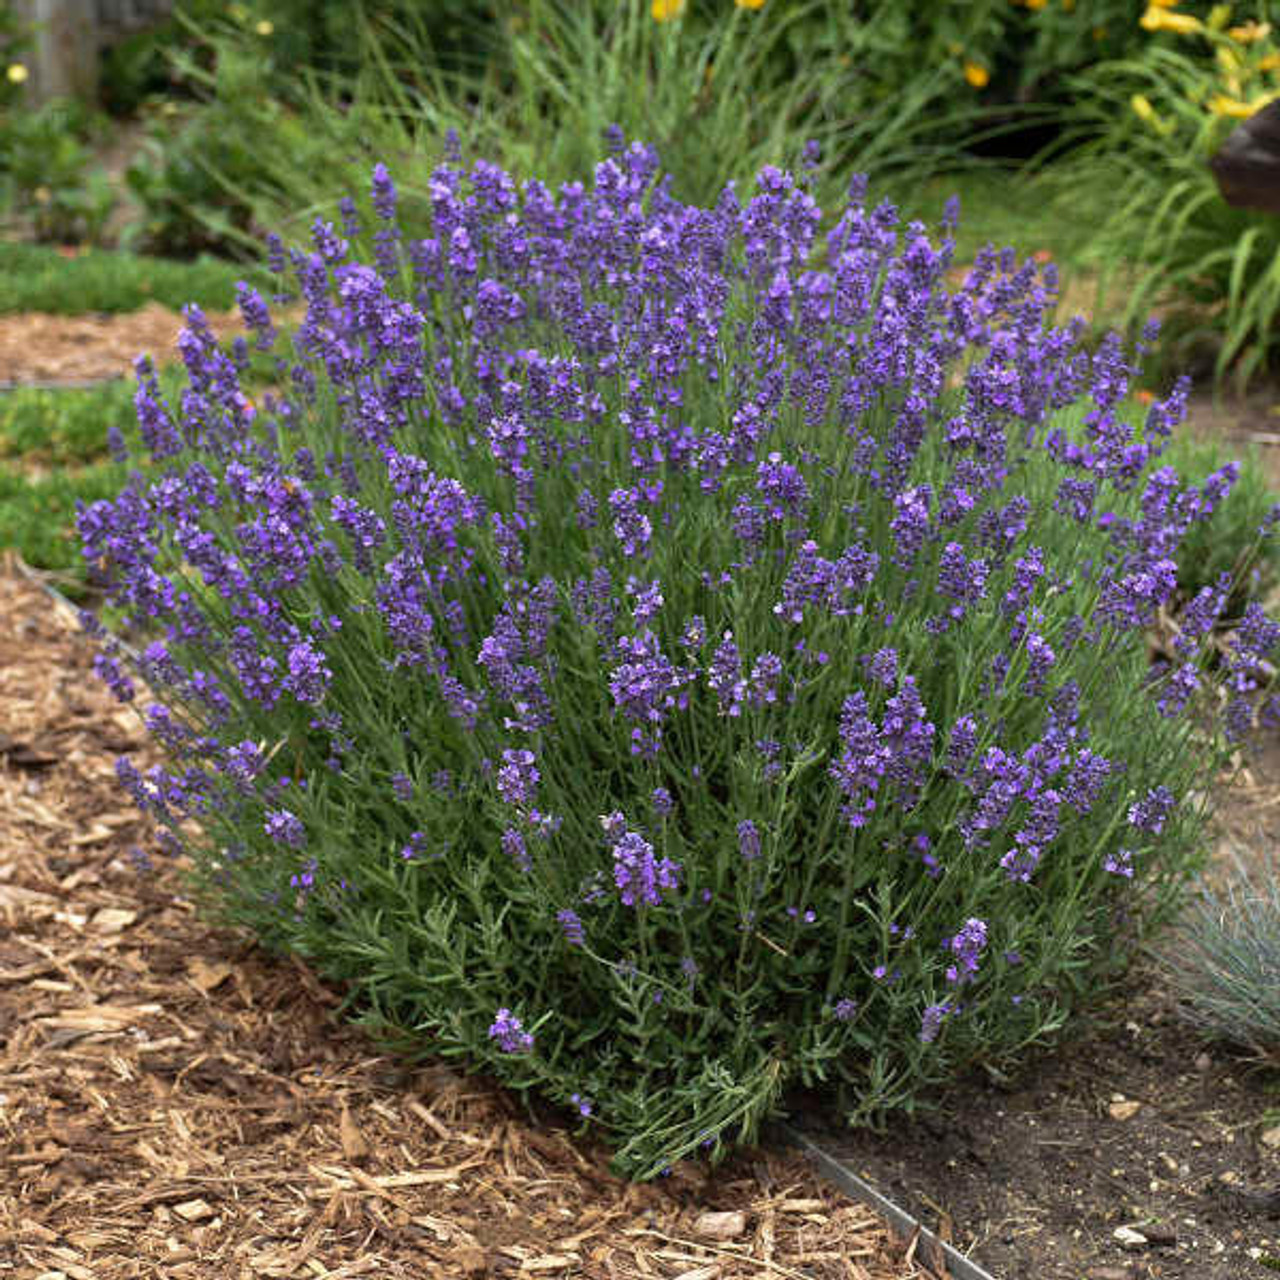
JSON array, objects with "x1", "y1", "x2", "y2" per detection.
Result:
[
  {"x1": 1053, "y1": 3, "x2": 1280, "y2": 386},
  {"x1": 0, "y1": 98, "x2": 114, "y2": 244},
  {"x1": 1154, "y1": 849, "x2": 1280, "y2": 1057},
  {"x1": 0, "y1": 242, "x2": 264, "y2": 314},
  {"x1": 0, "y1": 375, "x2": 174, "y2": 574},
  {"x1": 1162, "y1": 430, "x2": 1280, "y2": 613}
]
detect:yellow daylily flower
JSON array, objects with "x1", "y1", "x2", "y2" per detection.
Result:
[
  {"x1": 1228, "y1": 21, "x2": 1273, "y2": 43},
  {"x1": 1063, "y1": 0, "x2": 1076, "y2": 10},
  {"x1": 1024, "y1": 0, "x2": 1048, "y2": 10},
  {"x1": 1140, "y1": 7, "x2": 1203, "y2": 34},
  {"x1": 6, "y1": 62, "x2": 27, "y2": 84},
  {"x1": 1260, "y1": 52, "x2": 1280, "y2": 70},
  {"x1": 1130, "y1": 93, "x2": 1157, "y2": 123},
  {"x1": 735, "y1": 0, "x2": 766, "y2": 8},
  {"x1": 255, "y1": 19, "x2": 274, "y2": 36},
  {"x1": 963, "y1": 61, "x2": 990, "y2": 89},
  {"x1": 1210, "y1": 92, "x2": 1255, "y2": 116},
  {"x1": 652, "y1": 0, "x2": 685, "y2": 21}
]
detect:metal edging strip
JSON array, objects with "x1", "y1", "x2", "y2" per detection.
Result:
[{"x1": 775, "y1": 1123, "x2": 1001, "y2": 1280}]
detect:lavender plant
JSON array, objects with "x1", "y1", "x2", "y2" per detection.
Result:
[{"x1": 78, "y1": 146, "x2": 1275, "y2": 1178}]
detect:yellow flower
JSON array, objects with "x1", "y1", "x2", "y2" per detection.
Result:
[
  {"x1": 652, "y1": 0, "x2": 685, "y2": 21},
  {"x1": 1228, "y1": 20, "x2": 1273, "y2": 43},
  {"x1": 1024, "y1": 0, "x2": 1048, "y2": 10},
  {"x1": 1062, "y1": 0, "x2": 1075, "y2": 10},
  {"x1": 963, "y1": 61, "x2": 990, "y2": 89},
  {"x1": 1260, "y1": 52, "x2": 1280, "y2": 70},
  {"x1": 6, "y1": 62, "x2": 27, "y2": 84},
  {"x1": 1140, "y1": 7, "x2": 1204, "y2": 34},
  {"x1": 1130, "y1": 92, "x2": 1157, "y2": 124},
  {"x1": 1211, "y1": 92, "x2": 1256, "y2": 117},
  {"x1": 735, "y1": 0, "x2": 766, "y2": 8},
  {"x1": 255, "y1": 19, "x2": 274, "y2": 36}
]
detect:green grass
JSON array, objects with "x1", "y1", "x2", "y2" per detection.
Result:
[
  {"x1": 0, "y1": 375, "x2": 179, "y2": 576},
  {"x1": 0, "y1": 241, "x2": 267, "y2": 315}
]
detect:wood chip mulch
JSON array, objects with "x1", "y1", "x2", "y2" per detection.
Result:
[
  {"x1": 0, "y1": 306, "x2": 245, "y2": 387},
  {"x1": 0, "y1": 558, "x2": 936, "y2": 1280}
]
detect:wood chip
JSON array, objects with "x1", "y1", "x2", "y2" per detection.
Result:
[
  {"x1": 172, "y1": 1199, "x2": 214, "y2": 1222},
  {"x1": 694, "y1": 1210, "x2": 748, "y2": 1240},
  {"x1": 339, "y1": 1105, "x2": 370, "y2": 1161},
  {"x1": 90, "y1": 907, "x2": 137, "y2": 932}
]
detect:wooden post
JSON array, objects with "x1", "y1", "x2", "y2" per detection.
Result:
[
  {"x1": 12, "y1": 0, "x2": 101, "y2": 103},
  {"x1": 11, "y1": 0, "x2": 176, "y2": 105}
]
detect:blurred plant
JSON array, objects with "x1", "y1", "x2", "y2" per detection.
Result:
[
  {"x1": 1154, "y1": 847, "x2": 1280, "y2": 1057},
  {"x1": 1054, "y1": 3, "x2": 1280, "y2": 385},
  {"x1": 0, "y1": 1, "x2": 29, "y2": 111},
  {"x1": 0, "y1": 98, "x2": 115, "y2": 244}
]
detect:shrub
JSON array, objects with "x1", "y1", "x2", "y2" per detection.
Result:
[
  {"x1": 79, "y1": 149, "x2": 1275, "y2": 1178},
  {"x1": 1056, "y1": 4, "x2": 1280, "y2": 385}
]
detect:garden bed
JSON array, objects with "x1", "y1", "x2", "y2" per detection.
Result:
[{"x1": 0, "y1": 559, "x2": 930, "y2": 1280}]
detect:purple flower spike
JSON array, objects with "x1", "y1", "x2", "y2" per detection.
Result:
[
  {"x1": 612, "y1": 830, "x2": 681, "y2": 908},
  {"x1": 488, "y1": 1008, "x2": 534, "y2": 1054},
  {"x1": 265, "y1": 809, "x2": 306, "y2": 850}
]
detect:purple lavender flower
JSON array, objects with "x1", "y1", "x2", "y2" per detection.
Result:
[
  {"x1": 488, "y1": 1008, "x2": 534, "y2": 1054},
  {"x1": 557, "y1": 908, "x2": 585, "y2": 945},
  {"x1": 945, "y1": 918, "x2": 988, "y2": 984},
  {"x1": 497, "y1": 748, "x2": 540, "y2": 808},
  {"x1": 651, "y1": 786, "x2": 674, "y2": 817},
  {"x1": 920, "y1": 1001, "x2": 953, "y2": 1044},
  {"x1": 283, "y1": 638, "x2": 332, "y2": 705},
  {"x1": 612, "y1": 830, "x2": 681, "y2": 907},
  {"x1": 92, "y1": 652, "x2": 136, "y2": 703},
  {"x1": 502, "y1": 827, "x2": 531, "y2": 872},
  {"x1": 390, "y1": 771, "x2": 414, "y2": 802},
  {"x1": 609, "y1": 487, "x2": 653, "y2": 558},
  {"x1": 834, "y1": 998, "x2": 858, "y2": 1022},
  {"x1": 737, "y1": 819, "x2": 762, "y2": 861},
  {"x1": 1128, "y1": 785, "x2": 1175, "y2": 836},
  {"x1": 265, "y1": 809, "x2": 306, "y2": 850}
]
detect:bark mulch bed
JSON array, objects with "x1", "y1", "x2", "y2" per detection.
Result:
[
  {"x1": 0, "y1": 559, "x2": 932, "y2": 1280},
  {"x1": 0, "y1": 306, "x2": 247, "y2": 388}
]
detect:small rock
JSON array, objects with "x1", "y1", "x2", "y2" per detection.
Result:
[
  {"x1": 1108, "y1": 1099, "x2": 1142, "y2": 1121},
  {"x1": 1087, "y1": 1267, "x2": 1133, "y2": 1280},
  {"x1": 1261, "y1": 1127, "x2": 1280, "y2": 1150},
  {"x1": 694, "y1": 1210, "x2": 747, "y2": 1240},
  {"x1": 172, "y1": 1198, "x2": 213, "y2": 1222},
  {"x1": 1143, "y1": 1221, "x2": 1178, "y2": 1246},
  {"x1": 1113, "y1": 1225, "x2": 1148, "y2": 1249},
  {"x1": 1195, "y1": 1052, "x2": 1213, "y2": 1073}
]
